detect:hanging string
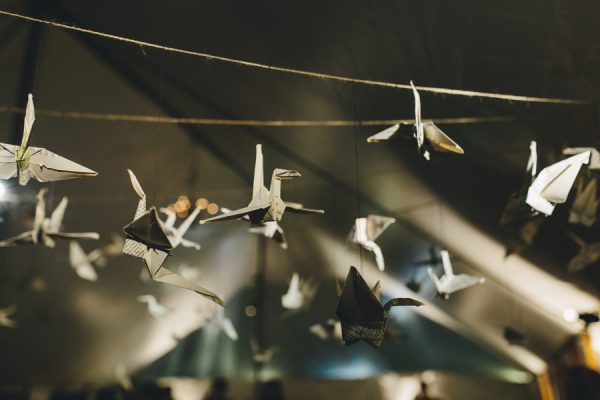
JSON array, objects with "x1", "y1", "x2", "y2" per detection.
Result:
[
  {"x1": 0, "y1": 106, "x2": 536, "y2": 127},
  {"x1": 352, "y1": 84, "x2": 364, "y2": 273},
  {"x1": 153, "y1": 54, "x2": 167, "y2": 206},
  {"x1": 0, "y1": 9, "x2": 589, "y2": 105}
]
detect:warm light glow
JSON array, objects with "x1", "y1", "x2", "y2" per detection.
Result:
[
  {"x1": 196, "y1": 197, "x2": 209, "y2": 210},
  {"x1": 178, "y1": 195, "x2": 191, "y2": 209},
  {"x1": 244, "y1": 305, "x2": 257, "y2": 317},
  {"x1": 563, "y1": 308, "x2": 579, "y2": 323},
  {"x1": 174, "y1": 200, "x2": 187, "y2": 213},
  {"x1": 167, "y1": 204, "x2": 176, "y2": 212},
  {"x1": 207, "y1": 203, "x2": 219, "y2": 215},
  {"x1": 177, "y1": 210, "x2": 189, "y2": 219}
]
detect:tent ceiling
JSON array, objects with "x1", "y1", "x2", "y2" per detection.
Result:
[{"x1": 0, "y1": 0, "x2": 598, "y2": 386}]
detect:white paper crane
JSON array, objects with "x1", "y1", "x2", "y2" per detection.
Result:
[
  {"x1": 211, "y1": 307, "x2": 238, "y2": 341},
  {"x1": 427, "y1": 250, "x2": 485, "y2": 299},
  {"x1": 0, "y1": 188, "x2": 99, "y2": 247},
  {"x1": 200, "y1": 144, "x2": 324, "y2": 225},
  {"x1": 309, "y1": 319, "x2": 344, "y2": 345},
  {"x1": 123, "y1": 169, "x2": 223, "y2": 306},
  {"x1": 0, "y1": 94, "x2": 97, "y2": 185},
  {"x1": 350, "y1": 215, "x2": 395, "y2": 271},
  {"x1": 0, "y1": 304, "x2": 17, "y2": 328},
  {"x1": 137, "y1": 294, "x2": 171, "y2": 319},
  {"x1": 367, "y1": 81, "x2": 464, "y2": 160},
  {"x1": 69, "y1": 241, "x2": 104, "y2": 281},
  {"x1": 159, "y1": 207, "x2": 202, "y2": 249},
  {"x1": 281, "y1": 272, "x2": 318, "y2": 310},
  {"x1": 526, "y1": 142, "x2": 590, "y2": 216},
  {"x1": 502, "y1": 141, "x2": 590, "y2": 223}
]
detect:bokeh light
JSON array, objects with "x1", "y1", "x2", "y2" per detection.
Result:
[
  {"x1": 207, "y1": 203, "x2": 219, "y2": 215},
  {"x1": 196, "y1": 197, "x2": 209, "y2": 210}
]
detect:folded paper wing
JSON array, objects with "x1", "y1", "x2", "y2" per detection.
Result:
[
  {"x1": 26, "y1": 147, "x2": 98, "y2": 182},
  {"x1": 200, "y1": 204, "x2": 267, "y2": 224},
  {"x1": 0, "y1": 145, "x2": 97, "y2": 185},
  {"x1": 153, "y1": 267, "x2": 224, "y2": 306},
  {"x1": 285, "y1": 202, "x2": 325, "y2": 215},
  {"x1": 0, "y1": 231, "x2": 34, "y2": 247},
  {"x1": 367, "y1": 124, "x2": 402, "y2": 143},
  {"x1": 365, "y1": 215, "x2": 396, "y2": 241},
  {"x1": 423, "y1": 123, "x2": 464, "y2": 154},
  {"x1": 526, "y1": 150, "x2": 590, "y2": 215},
  {"x1": 69, "y1": 241, "x2": 98, "y2": 281},
  {"x1": 563, "y1": 147, "x2": 600, "y2": 170}
]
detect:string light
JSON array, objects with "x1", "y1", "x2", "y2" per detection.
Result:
[
  {"x1": 195, "y1": 198, "x2": 209, "y2": 209},
  {"x1": 207, "y1": 203, "x2": 219, "y2": 215}
]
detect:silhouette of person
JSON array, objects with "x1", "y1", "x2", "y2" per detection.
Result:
[
  {"x1": 414, "y1": 380, "x2": 439, "y2": 400},
  {"x1": 256, "y1": 380, "x2": 285, "y2": 400},
  {"x1": 204, "y1": 377, "x2": 231, "y2": 400}
]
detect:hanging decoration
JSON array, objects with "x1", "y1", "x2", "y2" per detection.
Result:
[
  {"x1": 367, "y1": 82, "x2": 464, "y2": 160},
  {"x1": 200, "y1": 144, "x2": 324, "y2": 225},
  {"x1": 0, "y1": 188, "x2": 99, "y2": 247},
  {"x1": 0, "y1": 94, "x2": 97, "y2": 186},
  {"x1": 335, "y1": 266, "x2": 422, "y2": 348},
  {"x1": 427, "y1": 250, "x2": 485, "y2": 299},
  {"x1": 122, "y1": 169, "x2": 224, "y2": 306}
]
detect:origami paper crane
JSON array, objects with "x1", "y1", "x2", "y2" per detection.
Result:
[
  {"x1": 281, "y1": 272, "x2": 318, "y2": 310},
  {"x1": 0, "y1": 93, "x2": 97, "y2": 185},
  {"x1": 335, "y1": 266, "x2": 422, "y2": 348},
  {"x1": 349, "y1": 215, "x2": 395, "y2": 271},
  {"x1": 201, "y1": 144, "x2": 324, "y2": 225},
  {"x1": 69, "y1": 241, "x2": 104, "y2": 281},
  {"x1": 123, "y1": 169, "x2": 223, "y2": 306},
  {"x1": 0, "y1": 188, "x2": 99, "y2": 247},
  {"x1": 501, "y1": 141, "x2": 590, "y2": 223},
  {"x1": 137, "y1": 294, "x2": 171, "y2": 319},
  {"x1": 367, "y1": 81, "x2": 464, "y2": 160},
  {"x1": 427, "y1": 250, "x2": 485, "y2": 299}
]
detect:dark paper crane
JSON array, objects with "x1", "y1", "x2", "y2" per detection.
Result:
[{"x1": 335, "y1": 266, "x2": 423, "y2": 348}]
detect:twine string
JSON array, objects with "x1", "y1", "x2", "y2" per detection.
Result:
[{"x1": 0, "y1": 9, "x2": 589, "y2": 105}]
